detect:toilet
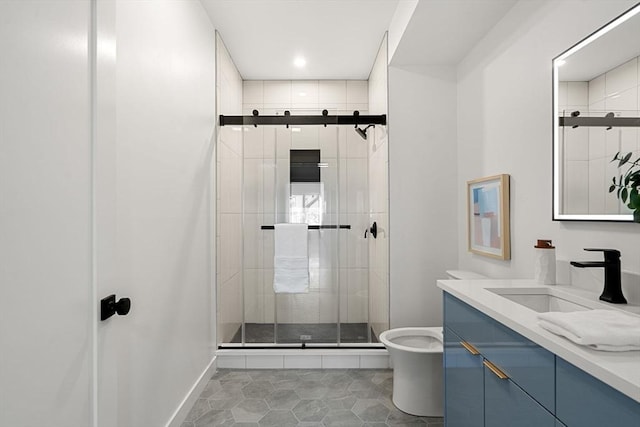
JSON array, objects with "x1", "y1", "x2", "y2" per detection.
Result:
[
  {"x1": 379, "y1": 327, "x2": 443, "y2": 416},
  {"x1": 380, "y1": 270, "x2": 487, "y2": 416}
]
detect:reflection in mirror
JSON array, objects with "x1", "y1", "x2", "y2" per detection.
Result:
[{"x1": 553, "y1": 4, "x2": 640, "y2": 221}]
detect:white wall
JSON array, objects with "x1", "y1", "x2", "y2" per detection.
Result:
[
  {"x1": 388, "y1": 65, "x2": 459, "y2": 328},
  {"x1": 0, "y1": 2, "x2": 93, "y2": 425},
  {"x1": 113, "y1": 1, "x2": 216, "y2": 425},
  {"x1": 457, "y1": 0, "x2": 640, "y2": 281}
]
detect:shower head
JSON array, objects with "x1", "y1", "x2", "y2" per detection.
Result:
[{"x1": 355, "y1": 124, "x2": 374, "y2": 140}]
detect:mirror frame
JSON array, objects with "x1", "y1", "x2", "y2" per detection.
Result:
[{"x1": 552, "y1": 3, "x2": 640, "y2": 222}]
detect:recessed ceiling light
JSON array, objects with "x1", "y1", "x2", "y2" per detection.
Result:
[
  {"x1": 294, "y1": 56, "x2": 306, "y2": 68},
  {"x1": 299, "y1": 92, "x2": 307, "y2": 97}
]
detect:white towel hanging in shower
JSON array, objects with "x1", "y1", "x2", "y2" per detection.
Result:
[{"x1": 273, "y1": 223, "x2": 309, "y2": 293}]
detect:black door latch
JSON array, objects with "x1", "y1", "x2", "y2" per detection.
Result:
[{"x1": 101, "y1": 294, "x2": 131, "y2": 321}]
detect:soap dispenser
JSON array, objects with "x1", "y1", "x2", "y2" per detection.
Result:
[{"x1": 534, "y1": 239, "x2": 556, "y2": 285}]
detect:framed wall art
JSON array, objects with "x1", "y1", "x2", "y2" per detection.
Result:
[{"x1": 467, "y1": 174, "x2": 510, "y2": 260}]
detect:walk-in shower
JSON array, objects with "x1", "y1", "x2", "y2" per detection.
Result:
[{"x1": 216, "y1": 110, "x2": 388, "y2": 348}]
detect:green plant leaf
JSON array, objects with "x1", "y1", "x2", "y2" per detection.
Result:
[
  {"x1": 619, "y1": 152, "x2": 633, "y2": 167},
  {"x1": 634, "y1": 210, "x2": 640, "y2": 223},
  {"x1": 621, "y1": 187, "x2": 628, "y2": 203},
  {"x1": 630, "y1": 189, "x2": 639, "y2": 208},
  {"x1": 609, "y1": 184, "x2": 616, "y2": 193},
  {"x1": 612, "y1": 152, "x2": 621, "y2": 162}
]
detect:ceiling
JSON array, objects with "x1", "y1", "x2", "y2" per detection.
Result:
[
  {"x1": 201, "y1": 0, "x2": 399, "y2": 80},
  {"x1": 200, "y1": 0, "x2": 517, "y2": 80},
  {"x1": 390, "y1": 0, "x2": 517, "y2": 67}
]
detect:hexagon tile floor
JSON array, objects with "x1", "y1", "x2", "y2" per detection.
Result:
[{"x1": 181, "y1": 369, "x2": 444, "y2": 427}]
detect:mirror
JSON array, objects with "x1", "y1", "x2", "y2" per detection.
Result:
[{"x1": 553, "y1": 4, "x2": 640, "y2": 221}]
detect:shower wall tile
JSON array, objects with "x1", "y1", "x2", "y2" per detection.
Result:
[
  {"x1": 244, "y1": 268, "x2": 264, "y2": 323},
  {"x1": 244, "y1": 158, "x2": 264, "y2": 213},
  {"x1": 283, "y1": 355, "x2": 322, "y2": 369},
  {"x1": 347, "y1": 80, "x2": 368, "y2": 104},
  {"x1": 348, "y1": 269, "x2": 368, "y2": 323},
  {"x1": 246, "y1": 355, "x2": 284, "y2": 369},
  {"x1": 564, "y1": 126, "x2": 589, "y2": 161},
  {"x1": 243, "y1": 214, "x2": 263, "y2": 268},
  {"x1": 557, "y1": 82, "x2": 568, "y2": 108},
  {"x1": 263, "y1": 269, "x2": 275, "y2": 323},
  {"x1": 243, "y1": 126, "x2": 264, "y2": 158},
  {"x1": 322, "y1": 355, "x2": 359, "y2": 369},
  {"x1": 339, "y1": 268, "x2": 348, "y2": 322},
  {"x1": 359, "y1": 355, "x2": 390, "y2": 369},
  {"x1": 219, "y1": 213, "x2": 242, "y2": 283},
  {"x1": 262, "y1": 160, "x2": 276, "y2": 214},
  {"x1": 264, "y1": 127, "x2": 277, "y2": 158},
  {"x1": 588, "y1": 127, "x2": 606, "y2": 160},
  {"x1": 219, "y1": 143, "x2": 242, "y2": 213},
  {"x1": 347, "y1": 158, "x2": 369, "y2": 214},
  {"x1": 567, "y1": 81, "x2": 588, "y2": 106},
  {"x1": 606, "y1": 86, "x2": 638, "y2": 114},
  {"x1": 275, "y1": 128, "x2": 292, "y2": 158},
  {"x1": 243, "y1": 80, "x2": 264, "y2": 105},
  {"x1": 217, "y1": 355, "x2": 246, "y2": 369},
  {"x1": 565, "y1": 160, "x2": 589, "y2": 214},
  {"x1": 291, "y1": 126, "x2": 319, "y2": 149},
  {"x1": 319, "y1": 126, "x2": 339, "y2": 159},
  {"x1": 319, "y1": 80, "x2": 347, "y2": 105},
  {"x1": 589, "y1": 75, "x2": 605, "y2": 105},
  {"x1": 588, "y1": 157, "x2": 606, "y2": 214},
  {"x1": 605, "y1": 58, "x2": 638, "y2": 97},
  {"x1": 346, "y1": 123, "x2": 369, "y2": 159},
  {"x1": 319, "y1": 286, "x2": 338, "y2": 323},
  {"x1": 292, "y1": 80, "x2": 319, "y2": 106},
  {"x1": 264, "y1": 80, "x2": 292, "y2": 105}
]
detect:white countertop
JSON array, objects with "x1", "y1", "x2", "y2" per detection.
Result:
[{"x1": 437, "y1": 279, "x2": 640, "y2": 403}]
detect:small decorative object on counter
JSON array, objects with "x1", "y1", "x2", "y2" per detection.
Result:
[{"x1": 534, "y1": 239, "x2": 556, "y2": 285}]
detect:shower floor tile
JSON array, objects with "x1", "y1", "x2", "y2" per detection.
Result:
[
  {"x1": 229, "y1": 323, "x2": 378, "y2": 344},
  {"x1": 181, "y1": 368, "x2": 444, "y2": 427}
]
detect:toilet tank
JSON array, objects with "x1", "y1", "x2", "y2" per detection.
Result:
[{"x1": 445, "y1": 270, "x2": 488, "y2": 280}]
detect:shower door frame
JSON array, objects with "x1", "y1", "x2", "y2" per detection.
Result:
[{"x1": 217, "y1": 111, "x2": 387, "y2": 349}]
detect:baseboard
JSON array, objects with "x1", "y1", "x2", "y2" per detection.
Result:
[{"x1": 165, "y1": 356, "x2": 217, "y2": 427}]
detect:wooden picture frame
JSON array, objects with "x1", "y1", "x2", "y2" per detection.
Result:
[{"x1": 467, "y1": 174, "x2": 510, "y2": 260}]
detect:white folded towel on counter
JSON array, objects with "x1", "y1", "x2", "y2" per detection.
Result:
[
  {"x1": 273, "y1": 223, "x2": 309, "y2": 293},
  {"x1": 538, "y1": 309, "x2": 640, "y2": 351}
]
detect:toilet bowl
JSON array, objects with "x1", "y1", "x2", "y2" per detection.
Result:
[
  {"x1": 381, "y1": 271, "x2": 487, "y2": 416},
  {"x1": 379, "y1": 327, "x2": 443, "y2": 416}
]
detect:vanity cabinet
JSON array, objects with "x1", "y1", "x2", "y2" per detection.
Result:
[
  {"x1": 556, "y1": 357, "x2": 640, "y2": 427},
  {"x1": 443, "y1": 293, "x2": 639, "y2": 427},
  {"x1": 444, "y1": 327, "x2": 484, "y2": 427}
]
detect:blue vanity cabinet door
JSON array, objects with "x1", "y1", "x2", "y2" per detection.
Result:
[
  {"x1": 444, "y1": 327, "x2": 484, "y2": 427},
  {"x1": 444, "y1": 293, "x2": 555, "y2": 412},
  {"x1": 444, "y1": 293, "x2": 492, "y2": 345},
  {"x1": 477, "y1": 319, "x2": 555, "y2": 413},
  {"x1": 484, "y1": 366, "x2": 556, "y2": 427},
  {"x1": 556, "y1": 357, "x2": 640, "y2": 427}
]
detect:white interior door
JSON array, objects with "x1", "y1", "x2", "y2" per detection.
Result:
[{"x1": 0, "y1": 1, "x2": 95, "y2": 426}]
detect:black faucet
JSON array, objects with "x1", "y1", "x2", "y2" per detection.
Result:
[{"x1": 570, "y1": 248, "x2": 626, "y2": 304}]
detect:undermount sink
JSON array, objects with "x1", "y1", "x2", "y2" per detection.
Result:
[{"x1": 486, "y1": 287, "x2": 598, "y2": 313}]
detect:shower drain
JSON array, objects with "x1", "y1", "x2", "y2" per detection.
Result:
[{"x1": 300, "y1": 335, "x2": 312, "y2": 341}]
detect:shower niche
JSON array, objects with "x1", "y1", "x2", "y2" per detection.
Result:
[{"x1": 216, "y1": 111, "x2": 389, "y2": 347}]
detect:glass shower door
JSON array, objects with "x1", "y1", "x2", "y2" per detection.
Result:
[{"x1": 273, "y1": 124, "x2": 341, "y2": 345}]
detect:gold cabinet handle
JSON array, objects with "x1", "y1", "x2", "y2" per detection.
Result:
[
  {"x1": 483, "y1": 359, "x2": 509, "y2": 379},
  {"x1": 460, "y1": 341, "x2": 480, "y2": 355}
]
